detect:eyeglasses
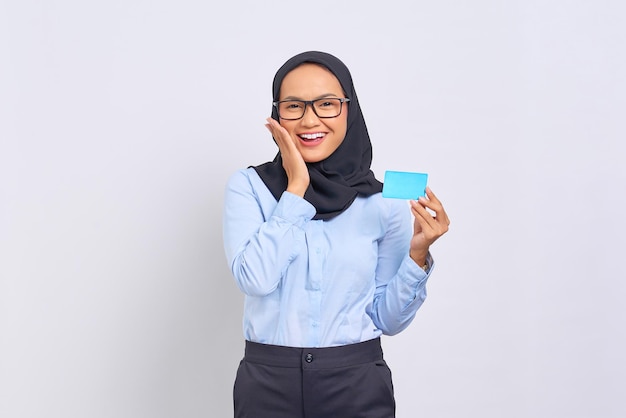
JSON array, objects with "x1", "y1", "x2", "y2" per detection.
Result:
[{"x1": 272, "y1": 98, "x2": 350, "y2": 120}]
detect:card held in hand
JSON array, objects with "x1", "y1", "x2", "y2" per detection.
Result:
[{"x1": 382, "y1": 170, "x2": 428, "y2": 200}]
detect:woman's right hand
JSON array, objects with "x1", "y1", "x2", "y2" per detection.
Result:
[{"x1": 265, "y1": 117, "x2": 310, "y2": 197}]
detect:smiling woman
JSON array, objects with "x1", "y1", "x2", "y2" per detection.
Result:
[
  {"x1": 222, "y1": 51, "x2": 450, "y2": 418},
  {"x1": 271, "y1": 64, "x2": 349, "y2": 163}
]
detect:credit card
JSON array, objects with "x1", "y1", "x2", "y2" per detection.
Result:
[{"x1": 382, "y1": 170, "x2": 428, "y2": 199}]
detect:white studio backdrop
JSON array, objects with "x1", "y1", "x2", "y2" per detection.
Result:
[{"x1": 1, "y1": 1, "x2": 625, "y2": 417}]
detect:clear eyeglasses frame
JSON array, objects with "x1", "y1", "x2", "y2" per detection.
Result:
[{"x1": 272, "y1": 97, "x2": 350, "y2": 121}]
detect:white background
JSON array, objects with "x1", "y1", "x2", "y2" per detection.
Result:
[{"x1": 1, "y1": 1, "x2": 625, "y2": 417}]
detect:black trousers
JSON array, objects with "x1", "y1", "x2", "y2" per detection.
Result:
[{"x1": 233, "y1": 338, "x2": 395, "y2": 418}]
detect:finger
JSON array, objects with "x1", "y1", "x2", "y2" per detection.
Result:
[
  {"x1": 411, "y1": 198, "x2": 436, "y2": 219},
  {"x1": 266, "y1": 119, "x2": 294, "y2": 151},
  {"x1": 412, "y1": 211, "x2": 440, "y2": 243},
  {"x1": 425, "y1": 186, "x2": 440, "y2": 203},
  {"x1": 266, "y1": 118, "x2": 283, "y2": 135},
  {"x1": 266, "y1": 117, "x2": 280, "y2": 127},
  {"x1": 418, "y1": 198, "x2": 450, "y2": 227},
  {"x1": 419, "y1": 189, "x2": 450, "y2": 225},
  {"x1": 415, "y1": 206, "x2": 449, "y2": 235},
  {"x1": 418, "y1": 194, "x2": 443, "y2": 214},
  {"x1": 422, "y1": 188, "x2": 445, "y2": 212},
  {"x1": 411, "y1": 208, "x2": 447, "y2": 245},
  {"x1": 411, "y1": 199, "x2": 449, "y2": 237},
  {"x1": 265, "y1": 118, "x2": 283, "y2": 138},
  {"x1": 410, "y1": 200, "x2": 438, "y2": 230}
]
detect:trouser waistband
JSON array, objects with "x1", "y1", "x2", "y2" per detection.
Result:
[{"x1": 243, "y1": 338, "x2": 383, "y2": 369}]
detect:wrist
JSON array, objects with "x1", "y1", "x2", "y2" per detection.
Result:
[
  {"x1": 286, "y1": 183, "x2": 307, "y2": 197},
  {"x1": 286, "y1": 175, "x2": 309, "y2": 198},
  {"x1": 410, "y1": 249, "x2": 428, "y2": 268}
]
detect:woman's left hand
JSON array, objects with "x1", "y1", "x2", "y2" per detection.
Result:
[{"x1": 409, "y1": 187, "x2": 450, "y2": 266}]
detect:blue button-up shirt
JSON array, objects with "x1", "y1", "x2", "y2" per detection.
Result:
[{"x1": 223, "y1": 168, "x2": 433, "y2": 348}]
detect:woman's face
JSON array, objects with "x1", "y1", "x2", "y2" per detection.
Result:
[{"x1": 278, "y1": 64, "x2": 348, "y2": 163}]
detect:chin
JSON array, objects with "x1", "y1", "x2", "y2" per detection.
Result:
[{"x1": 302, "y1": 152, "x2": 331, "y2": 163}]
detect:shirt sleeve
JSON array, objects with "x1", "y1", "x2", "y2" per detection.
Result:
[
  {"x1": 368, "y1": 200, "x2": 435, "y2": 336},
  {"x1": 223, "y1": 169, "x2": 316, "y2": 296}
]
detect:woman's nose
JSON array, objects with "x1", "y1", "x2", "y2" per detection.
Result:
[{"x1": 300, "y1": 104, "x2": 320, "y2": 126}]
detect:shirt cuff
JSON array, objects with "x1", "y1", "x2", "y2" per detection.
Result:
[
  {"x1": 422, "y1": 252, "x2": 434, "y2": 273},
  {"x1": 400, "y1": 252, "x2": 435, "y2": 285},
  {"x1": 272, "y1": 191, "x2": 316, "y2": 228}
]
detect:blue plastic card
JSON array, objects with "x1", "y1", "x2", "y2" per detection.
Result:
[{"x1": 382, "y1": 171, "x2": 428, "y2": 199}]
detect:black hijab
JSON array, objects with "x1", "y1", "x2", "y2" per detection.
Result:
[{"x1": 253, "y1": 51, "x2": 383, "y2": 220}]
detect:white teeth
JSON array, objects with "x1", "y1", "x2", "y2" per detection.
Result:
[{"x1": 299, "y1": 133, "x2": 325, "y2": 140}]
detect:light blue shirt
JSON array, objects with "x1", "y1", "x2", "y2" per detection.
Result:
[{"x1": 223, "y1": 168, "x2": 433, "y2": 348}]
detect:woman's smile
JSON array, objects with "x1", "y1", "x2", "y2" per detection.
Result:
[{"x1": 298, "y1": 132, "x2": 327, "y2": 145}]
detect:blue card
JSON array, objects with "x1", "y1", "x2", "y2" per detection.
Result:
[{"x1": 382, "y1": 171, "x2": 428, "y2": 199}]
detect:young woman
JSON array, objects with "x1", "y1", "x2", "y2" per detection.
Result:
[{"x1": 223, "y1": 51, "x2": 449, "y2": 418}]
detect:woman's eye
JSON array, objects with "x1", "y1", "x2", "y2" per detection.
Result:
[{"x1": 318, "y1": 99, "x2": 340, "y2": 109}]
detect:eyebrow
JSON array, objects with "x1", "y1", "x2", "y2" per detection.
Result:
[{"x1": 281, "y1": 93, "x2": 341, "y2": 101}]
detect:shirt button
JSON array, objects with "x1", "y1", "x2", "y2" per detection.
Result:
[{"x1": 305, "y1": 353, "x2": 313, "y2": 363}]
